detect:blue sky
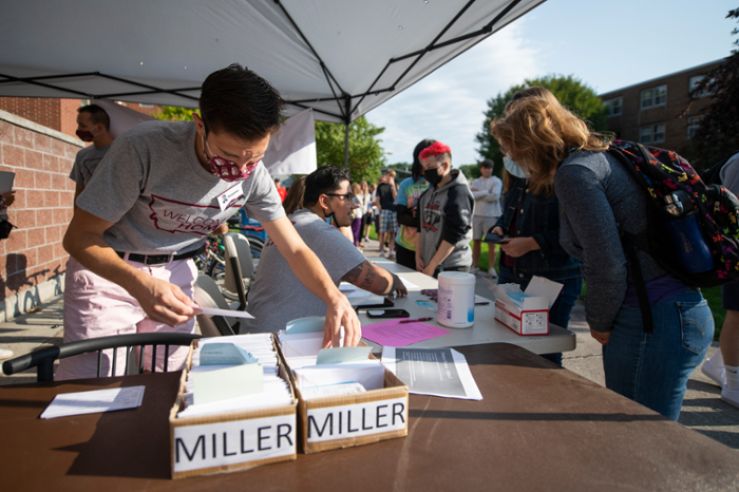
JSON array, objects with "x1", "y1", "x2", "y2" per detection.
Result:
[{"x1": 366, "y1": 0, "x2": 737, "y2": 165}]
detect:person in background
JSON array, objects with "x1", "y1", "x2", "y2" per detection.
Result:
[
  {"x1": 491, "y1": 87, "x2": 713, "y2": 420},
  {"x1": 245, "y1": 166, "x2": 406, "y2": 332},
  {"x1": 274, "y1": 177, "x2": 287, "y2": 202},
  {"x1": 375, "y1": 170, "x2": 398, "y2": 258},
  {"x1": 350, "y1": 182, "x2": 364, "y2": 248},
  {"x1": 415, "y1": 141, "x2": 474, "y2": 277},
  {"x1": 283, "y1": 176, "x2": 306, "y2": 215},
  {"x1": 71, "y1": 104, "x2": 114, "y2": 198},
  {"x1": 702, "y1": 151, "x2": 739, "y2": 408},
  {"x1": 59, "y1": 64, "x2": 360, "y2": 380},
  {"x1": 359, "y1": 181, "x2": 373, "y2": 244},
  {"x1": 394, "y1": 139, "x2": 432, "y2": 269},
  {"x1": 489, "y1": 152, "x2": 582, "y2": 366},
  {"x1": 469, "y1": 159, "x2": 502, "y2": 278}
]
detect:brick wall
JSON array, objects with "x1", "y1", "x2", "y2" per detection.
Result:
[
  {"x1": 0, "y1": 110, "x2": 81, "y2": 319},
  {"x1": 0, "y1": 97, "x2": 61, "y2": 132}
]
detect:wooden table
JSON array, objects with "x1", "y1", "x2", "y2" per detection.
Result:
[
  {"x1": 2, "y1": 343, "x2": 737, "y2": 491},
  {"x1": 362, "y1": 258, "x2": 576, "y2": 354}
]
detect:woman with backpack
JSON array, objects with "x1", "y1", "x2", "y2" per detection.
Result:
[{"x1": 491, "y1": 88, "x2": 713, "y2": 420}]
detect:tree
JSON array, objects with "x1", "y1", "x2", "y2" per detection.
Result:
[
  {"x1": 686, "y1": 8, "x2": 739, "y2": 170},
  {"x1": 474, "y1": 75, "x2": 607, "y2": 175},
  {"x1": 155, "y1": 105, "x2": 198, "y2": 121},
  {"x1": 315, "y1": 116, "x2": 386, "y2": 183}
]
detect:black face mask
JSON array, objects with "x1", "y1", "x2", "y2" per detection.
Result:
[{"x1": 424, "y1": 168, "x2": 442, "y2": 187}]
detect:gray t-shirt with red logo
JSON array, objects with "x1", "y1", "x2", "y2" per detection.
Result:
[{"x1": 76, "y1": 120, "x2": 284, "y2": 254}]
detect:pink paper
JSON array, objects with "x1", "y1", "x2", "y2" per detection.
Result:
[{"x1": 361, "y1": 319, "x2": 448, "y2": 347}]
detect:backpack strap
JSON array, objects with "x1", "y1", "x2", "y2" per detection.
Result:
[{"x1": 620, "y1": 232, "x2": 654, "y2": 333}]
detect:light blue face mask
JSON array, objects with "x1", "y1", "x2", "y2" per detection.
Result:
[{"x1": 503, "y1": 155, "x2": 527, "y2": 179}]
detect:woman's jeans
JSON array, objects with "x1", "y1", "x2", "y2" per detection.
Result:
[
  {"x1": 498, "y1": 266, "x2": 582, "y2": 366},
  {"x1": 603, "y1": 288, "x2": 714, "y2": 421}
]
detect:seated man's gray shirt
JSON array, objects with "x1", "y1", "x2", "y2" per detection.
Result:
[{"x1": 244, "y1": 209, "x2": 365, "y2": 333}]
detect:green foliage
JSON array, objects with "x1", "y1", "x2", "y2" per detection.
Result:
[
  {"x1": 315, "y1": 116, "x2": 386, "y2": 183},
  {"x1": 457, "y1": 164, "x2": 480, "y2": 180},
  {"x1": 475, "y1": 75, "x2": 607, "y2": 176},
  {"x1": 155, "y1": 105, "x2": 198, "y2": 121},
  {"x1": 684, "y1": 8, "x2": 739, "y2": 169}
]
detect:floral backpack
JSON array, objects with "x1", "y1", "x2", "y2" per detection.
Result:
[{"x1": 608, "y1": 140, "x2": 739, "y2": 330}]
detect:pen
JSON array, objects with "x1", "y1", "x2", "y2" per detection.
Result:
[{"x1": 399, "y1": 317, "x2": 433, "y2": 324}]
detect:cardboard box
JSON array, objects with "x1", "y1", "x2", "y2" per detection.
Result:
[
  {"x1": 168, "y1": 337, "x2": 298, "y2": 479},
  {"x1": 494, "y1": 297, "x2": 550, "y2": 336},
  {"x1": 294, "y1": 368, "x2": 409, "y2": 454},
  {"x1": 494, "y1": 277, "x2": 563, "y2": 336}
]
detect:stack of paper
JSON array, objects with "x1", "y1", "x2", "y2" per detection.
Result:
[{"x1": 178, "y1": 334, "x2": 293, "y2": 418}]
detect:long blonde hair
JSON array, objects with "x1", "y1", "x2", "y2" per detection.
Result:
[{"x1": 490, "y1": 87, "x2": 610, "y2": 194}]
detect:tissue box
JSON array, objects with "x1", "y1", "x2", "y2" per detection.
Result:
[
  {"x1": 168, "y1": 336, "x2": 298, "y2": 479},
  {"x1": 494, "y1": 277, "x2": 563, "y2": 336},
  {"x1": 494, "y1": 294, "x2": 550, "y2": 335}
]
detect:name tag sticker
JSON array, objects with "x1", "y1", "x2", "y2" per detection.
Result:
[{"x1": 217, "y1": 185, "x2": 244, "y2": 211}]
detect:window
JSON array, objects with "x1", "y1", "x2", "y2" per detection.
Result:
[
  {"x1": 689, "y1": 75, "x2": 714, "y2": 98},
  {"x1": 639, "y1": 123, "x2": 666, "y2": 144},
  {"x1": 640, "y1": 85, "x2": 667, "y2": 109},
  {"x1": 686, "y1": 116, "x2": 702, "y2": 139},
  {"x1": 604, "y1": 97, "x2": 623, "y2": 117}
]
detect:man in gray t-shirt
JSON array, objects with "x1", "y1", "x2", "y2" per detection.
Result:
[
  {"x1": 58, "y1": 66, "x2": 361, "y2": 380},
  {"x1": 245, "y1": 167, "x2": 407, "y2": 333},
  {"x1": 69, "y1": 104, "x2": 114, "y2": 197}
]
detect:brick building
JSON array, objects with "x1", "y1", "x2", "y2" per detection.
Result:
[
  {"x1": 599, "y1": 59, "x2": 722, "y2": 154},
  {"x1": 0, "y1": 98, "x2": 160, "y2": 321},
  {"x1": 0, "y1": 97, "x2": 160, "y2": 139}
]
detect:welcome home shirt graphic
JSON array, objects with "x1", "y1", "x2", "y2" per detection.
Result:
[{"x1": 148, "y1": 190, "x2": 243, "y2": 236}]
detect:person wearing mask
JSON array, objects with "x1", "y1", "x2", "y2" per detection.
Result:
[
  {"x1": 70, "y1": 104, "x2": 115, "y2": 199},
  {"x1": 394, "y1": 139, "x2": 433, "y2": 269},
  {"x1": 59, "y1": 64, "x2": 360, "y2": 380},
  {"x1": 489, "y1": 152, "x2": 582, "y2": 366},
  {"x1": 245, "y1": 167, "x2": 407, "y2": 332},
  {"x1": 470, "y1": 159, "x2": 502, "y2": 278},
  {"x1": 415, "y1": 141, "x2": 474, "y2": 277},
  {"x1": 491, "y1": 87, "x2": 713, "y2": 420}
]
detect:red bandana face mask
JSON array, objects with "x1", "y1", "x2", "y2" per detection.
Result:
[{"x1": 204, "y1": 135, "x2": 259, "y2": 182}]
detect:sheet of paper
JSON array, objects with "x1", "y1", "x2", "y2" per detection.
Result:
[
  {"x1": 0, "y1": 171, "x2": 14, "y2": 194},
  {"x1": 361, "y1": 319, "x2": 448, "y2": 347},
  {"x1": 196, "y1": 306, "x2": 254, "y2": 319},
  {"x1": 316, "y1": 346, "x2": 372, "y2": 364},
  {"x1": 294, "y1": 360, "x2": 385, "y2": 391},
  {"x1": 40, "y1": 385, "x2": 145, "y2": 419},
  {"x1": 525, "y1": 276, "x2": 564, "y2": 308},
  {"x1": 399, "y1": 276, "x2": 420, "y2": 290},
  {"x1": 382, "y1": 348, "x2": 482, "y2": 400}
]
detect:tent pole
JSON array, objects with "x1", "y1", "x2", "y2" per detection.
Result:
[
  {"x1": 342, "y1": 95, "x2": 351, "y2": 173},
  {"x1": 343, "y1": 121, "x2": 350, "y2": 171}
]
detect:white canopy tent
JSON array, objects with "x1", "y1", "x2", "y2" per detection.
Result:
[{"x1": 0, "y1": 0, "x2": 545, "y2": 164}]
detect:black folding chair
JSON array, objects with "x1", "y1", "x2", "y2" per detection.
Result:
[{"x1": 2, "y1": 332, "x2": 201, "y2": 383}]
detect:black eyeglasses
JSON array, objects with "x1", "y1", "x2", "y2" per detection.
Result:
[{"x1": 324, "y1": 192, "x2": 356, "y2": 201}]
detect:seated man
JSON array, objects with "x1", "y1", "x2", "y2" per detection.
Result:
[{"x1": 245, "y1": 167, "x2": 407, "y2": 332}]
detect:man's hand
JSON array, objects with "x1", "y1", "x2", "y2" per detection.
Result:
[
  {"x1": 390, "y1": 274, "x2": 408, "y2": 298},
  {"x1": 491, "y1": 226, "x2": 505, "y2": 236},
  {"x1": 415, "y1": 253, "x2": 425, "y2": 272},
  {"x1": 501, "y1": 237, "x2": 539, "y2": 258},
  {"x1": 323, "y1": 294, "x2": 361, "y2": 348},
  {"x1": 422, "y1": 265, "x2": 435, "y2": 277},
  {"x1": 129, "y1": 276, "x2": 196, "y2": 326},
  {"x1": 590, "y1": 329, "x2": 611, "y2": 345}
]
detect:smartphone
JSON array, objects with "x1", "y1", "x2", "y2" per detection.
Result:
[
  {"x1": 484, "y1": 232, "x2": 510, "y2": 244},
  {"x1": 366, "y1": 308, "x2": 410, "y2": 319}
]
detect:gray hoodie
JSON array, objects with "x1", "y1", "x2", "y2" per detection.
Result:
[{"x1": 416, "y1": 169, "x2": 474, "y2": 269}]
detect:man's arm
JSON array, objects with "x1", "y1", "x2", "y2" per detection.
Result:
[
  {"x1": 342, "y1": 260, "x2": 407, "y2": 298},
  {"x1": 63, "y1": 208, "x2": 195, "y2": 325},
  {"x1": 262, "y1": 216, "x2": 361, "y2": 347}
]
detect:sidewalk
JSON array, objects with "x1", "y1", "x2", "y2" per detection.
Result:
[{"x1": 1, "y1": 240, "x2": 738, "y2": 449}]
